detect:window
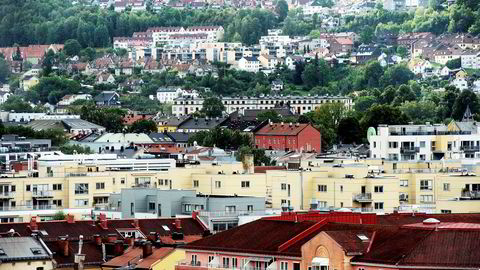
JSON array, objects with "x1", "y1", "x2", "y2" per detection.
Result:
[
  {"x1": 420, "y1": 180, "x2": 433, "y2": 190},
  {"x1": 121, "y1": 178, "x2": 125, "y2": 184},
  {"x1": 53, "y1": 200, "x2": 62, "y2": 207},
  {"x1": 441, "y1": 210, "x2": 452, "y2": 214},
  {"x1": 281, "y1": 199, "x2": 287, "y2": 205},
  {"x1": 26, "y1": 185, "x2": 31, "y2": 192},
  {"x1": 208, "y1": 256, "x2": 214, "y2": 263},
  {"x1": 52, "y1": 184, "x2": 62, "y2": 191},
  {"x1": 10, "y1": 201, "x2": 15, "y2": 207},
  {"x1": 223, "y1": 257, "x2": 230, "y2": 268},
  {"x1": 232, "y1": 258, "x2": 238, "y2": 268},
  {"x1": 281, "y1": 183, "x2": 287, "y2": 190},
  {"x1": 193, "y1": 180, "x2": 199, "y2": 187},
  {"x1": 241, "y1": 181, "x2": 250, "y2": 188},
  {"x1": 148, "y1": 202, "x2": 155, "y2": 211},
  {"x1": 10, "y1": 185, "x2": 15, "y2": 192},
  {"x1": 191, "y1": 255, "x2": 197, "y2": 264},
  {"x1": 225, "y1": 206, "x2": 236, "y2": 213},
  {"x1": 420, "y1": 141, "x2": 426, "y2": 148},
  {"x1": 388, "y1": 142, "x2": 398, "y2": 148},
  {"x1": 318, "y1": 185, "x2": 327, "y2": 192},
  {"x1": 75, "y1": 199, "x2": 89, "y2": 207},
  {"x1": 374, "y1": 202, "x2": 384, "y2": 210},
  {"x1": 340, "y1": 185, "x2": 343, "y2": 192},
  {"x1": 420, "y1": 195, "x2": 434, "y2": 203},
  {"x1": 74, "y1": 183, "x2": 89, "y2": 195},
  {"x1": 443, "y1": 183, "x2": 450, "y2": 191},
  {"x1": 374, "y1": 186, "x2": 384, "y2": 193},
  {"x1": 159, "y1": 179, "x2": 164, "y2": 185},
  {"x1": 318, "y1": 201, "x2": 327, "y2": 208},
  {"x1": 184, "y1": 204, "x2": 192, "y2": 212},
  {"x1": 96, "y1": 182, "x2": 105, "y2": 190},
  {"x1": 400, "y1": 180, "x2": 408, "y2": 187},
  {"x1": 280, "y1": 262, "x2": 288, "y2": 270},
  {"x1": 247, "y1": 205, "x2": 253, "y2": 212},
  {"x1": 131, "y1": 203, "x2": 134, "y2": 215},
  {"x1": 215, "y1": 181, "x2": 221, "y2": 188}
]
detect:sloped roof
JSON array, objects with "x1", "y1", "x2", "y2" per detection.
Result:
[
  {"x1": 255, "y1": 123, "x2": 316, "y2": 136},
  {"x1": 95, "y1": 133, "x2": 153, "y2": 144}
]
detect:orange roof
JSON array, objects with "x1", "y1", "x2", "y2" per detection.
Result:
[
  {"x1": 335, "y1": 37, "x2": 353, "y2": 45},
  {"x1": 255, "y1": 123, "x2": 316, "y2": 136}
]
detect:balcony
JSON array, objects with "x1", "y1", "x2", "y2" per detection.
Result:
[
  {"x1": 461, "y1": 191, "x2": 480, "y2": 200},
  {"x1": 353, "y1": 193, "x2": 372, "y2": 202},
  {"x1": 32, "y1": 190, "x2": 53, "y2": 198},
  {"x1": 0, "y1": 192, "x2": 15, "y2": 199},
  {"x1": 400, "y1": 147, "x2": 420, "y2": 154},
  {"x1": 460, "y1": 146, "x2": 480, "y2": 152},
  {"x1": 0, "y1": 204, "x2": 57, "y2": 211}
]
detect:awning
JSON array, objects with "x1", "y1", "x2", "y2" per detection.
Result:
[{"x1": 312, "y1": 257, "x2": 329, "y2": 266}]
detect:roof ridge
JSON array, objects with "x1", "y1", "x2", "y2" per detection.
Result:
[{"x1": 278, "y1": 219, "x2": 327, "y2": 252}]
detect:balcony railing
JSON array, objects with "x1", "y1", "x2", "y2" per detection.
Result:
[
  {"x1": 353, "y1": 193, "x2": 372, "y2": 202},
  {"x1": 0, "y1": 192, "x2": 15, "y2": 199},
  {"x1": 32, "y1": 190, "x2": 53, "y2": 198},
  {"x1": 461, "y1": 191, "x2": 480, "y2": 199},
  {"x1": 400, "y1": 147, "x2": 420, "y2": 154},
  {"x1": 460, "y1": 146, "x2": 480, "y2": 152},
  {"x1": 0, "y1": 204, "x2": 57, "y2": 211}
]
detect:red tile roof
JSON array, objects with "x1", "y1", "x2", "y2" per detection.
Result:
[
  {"x1": 377, "y1": 212, "x2": 480, "y2": 225},
  {"x1": 255, "y1": 123, "x2": 312, "y2": 136}
]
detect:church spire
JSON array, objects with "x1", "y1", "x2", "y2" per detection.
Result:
[{"x1": 462, "y1": 105, "x2": 474, "y2": 122}]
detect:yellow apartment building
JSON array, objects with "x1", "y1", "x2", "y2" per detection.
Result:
[{"x1": 0, "y1": 156, "x2": 479, "y2": 223}]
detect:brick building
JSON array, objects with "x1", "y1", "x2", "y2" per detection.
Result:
[{"x1": 254, "y1": 123, "x2": 321, "y2": 152}]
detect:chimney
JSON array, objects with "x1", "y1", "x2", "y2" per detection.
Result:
[
  {"x1": 147, "y1": 232, "x2": 158, "y2": 242},
  {"x1": 107, "y1": 234, "x2": 118, "y2": 243},
  {"x1": 175, "y1": 219, "x2": 182, "y2": 229},
  {"x1": 58, "y1": 236, "x2": 69, "y2": 257},
  {"x1": 142, "y1": 241, "x2": 153, "y2": 258},
  {"x1": 125, "y1": 236, "x2": 134, "y2": 246},
  {"x1": 114, "y1": 240, "x2": 125, "y2": 256},
  {"x1": 93, "y1": 234, "x2": 102, "y2": 246},
  {"x1": 98, "y1": 213, "x2": 108, "y2": 230},
  {"x1": 67, "y1": 214, "x2": 75, "y2": 224},
  {"x1": 132, "y1": 219, "x2": 140, "y2": 229},
  {"x1": 29, "y1": 217, "x2": 38, "y2": 232},
  {"x1": 192, "y1": 211, "x2": 198, "y2": 220}
]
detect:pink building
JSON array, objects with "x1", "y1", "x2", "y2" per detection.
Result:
[{"x1": 176, "y1": 212, "x2": 480, "y2": 270}]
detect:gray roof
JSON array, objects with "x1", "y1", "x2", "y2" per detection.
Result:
[
  {"x1": 0, "y1": 237, "x2": 51, "y2": 262},
  {"x1": 94, "y1": 91, "x2": 118, "y2": 103},
  {"x1": 166, "y1": 132, "x2": 190, "y2": 143},
  {"x1": 26, "y1": 119, "x2": 105, "y2": 132},
  {"x1": 149, "y1": 133, "x2": 174, "y2": 143},
  {"x1": 178, "y1": 117, "x2": 228, "y2": 130}
]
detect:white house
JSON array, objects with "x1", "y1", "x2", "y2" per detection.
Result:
[
  {"x1": 271, "y1": 80, "x2": 284, "y2": 92},
  {"x1": 57, "y1": 94, "x2": 93, "y2": 106},
  {"x1": 0, "y1": 91, "x2": 11, "y2": 104},
  {"x1": 451, "y1": 77, "x2": 469, "y2": 91},
  {"x1": 96, "y1": 73, "x2": 115, "y2": 84},
  {"x1": 156, "y1": 87, "x2": 183, "y2": 103},
  {"x1": 237, "y1": 57, "x2": 260, "y2": 73},
  {"x1": 461, "y1": 51, "x2": 480, "y2": 69}
]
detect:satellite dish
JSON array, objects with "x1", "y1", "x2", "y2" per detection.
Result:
[{"x1": 367, "y1": 127, "x2": 376, "y2": 143}]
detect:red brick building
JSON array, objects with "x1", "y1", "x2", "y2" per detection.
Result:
[{"x1": 254, "y1": 123, "x2": 321, "y2": 152}]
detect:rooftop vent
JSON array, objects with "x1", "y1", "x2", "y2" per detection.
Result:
[{"x1": 423, "y1": 218, "x2": 441, "y2": 225}]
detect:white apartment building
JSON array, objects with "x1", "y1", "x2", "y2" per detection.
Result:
[
  {"x1": 172, "y1": 95, "x2": 353, "y2": 116},
  {"x1": 146, "y1": 26, "x2": 224, "y2": 46},
  {"x1": 57, "y1": 94, "x2": 92, "y2": 106},
  {"x1": 370, "y1": 119, "x2": 480, "y2": 162},
  {"x1": 461, "y1": 51, "x2": 480, "y2": 69},
  {"x1": 156, "y1": 87, "x2": 199, "y2": 103},
  {"x1": 238, "y1": 56, "x2": 260, "y2": 72}
]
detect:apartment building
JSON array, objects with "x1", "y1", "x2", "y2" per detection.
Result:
[
  {"x1": 171, "y1": 95, "x2": 353, "y2": 116},
  {"x1": 2, "y1": 152, "x2": 480, "y2": 223},
  {"x1": 177, "y1": 212, "x2": 480, "y2": 270},
  {"x1": 146, "y1": 26, "x2": 224, "y2": 46},
  {"x1": 370, "y1": 115, "x2": 480, "y2": 161}
]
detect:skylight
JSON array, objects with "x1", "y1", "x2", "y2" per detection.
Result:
[
  {"x1": 357, "y1": 234, "x2": 369, "y2": 241},
  {"x1": 162, "y1": 225, "x2": 170, "y2": 231}
]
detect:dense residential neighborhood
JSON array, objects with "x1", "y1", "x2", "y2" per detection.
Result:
[{"x1": 0, "y1": 0, "x2": 480, "y2": 269}]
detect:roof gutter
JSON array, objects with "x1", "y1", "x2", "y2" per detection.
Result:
[{"x1": 350, "y1": 262, "x2": 480, "y2": 269}]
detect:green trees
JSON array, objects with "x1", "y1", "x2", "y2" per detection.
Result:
[
  {"x1": 201, "y1": 97, "x2": 225, "y2": 117},
  {"x1": 0, "y1": 57, "x2": 10, "y2": 83},
  {"x1": 337, "y1": 116, "x2": 362, "y2": 144},
  {"x1": 275, "y1": 0, "x2": 289, "y2": 21},
  {"x1": 1, "y1": 96, "x2": 36, "y2": 113},
  {"x1": 59, "y1": 144, "x2": 93, "y2": 154},
  {"x1": 307, "y1": 103, "x2": 345, "y2": 147},
  {"x1": 42, "y1": 49, "x2": 55, "y2": 76},
  {"x1": 446, "y1": 58, "x2": 462, "y2": 69},
  {"x1": 64, "y1": 39, "x2": 82, "y2": 56},
  {"x1": 129, "y1": 120, "x2": 158, "y2": 133},
  {"x1": 380, "y1": 65, "x2": 415, "y2": 87},
  {"x1": 188, "y1": 127, "x2": 252, "y2": 150},
  {"x1": 257, "y1": 110, "x2": 282, "y2": 122},
  {"x1": 360, "y1": 104, "x2": 410, "y2": 131},
  {"x1": 79, "y1": 104, "x2": 126, "y2": 133},
  {"x1": 27, "y1": 76, "x2": 83, "y2": 104},
  {"x1": 451, "y1": 90, "x2": 479, "y2": 120},
  {"x1": 235, "y1": 146, "x2": 274, "y2": 166},
  {"x1": 301, "y1": 59, "x2": 331, "y2": 88}
]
